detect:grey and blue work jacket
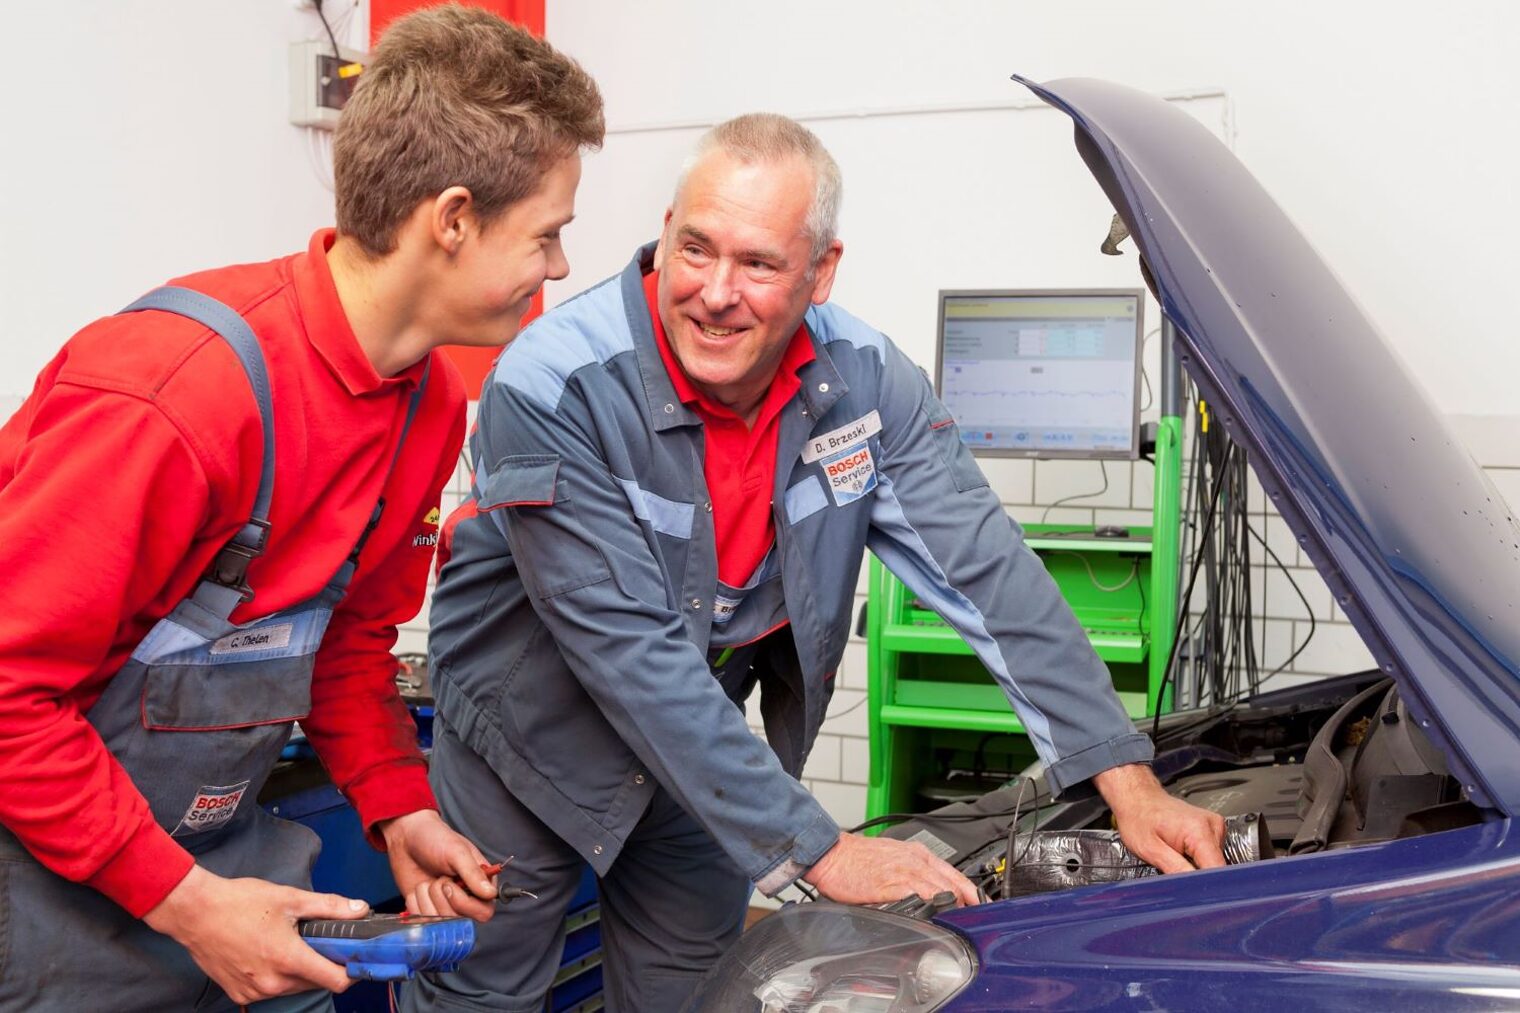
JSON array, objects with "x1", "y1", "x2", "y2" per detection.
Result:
[{"x1": 429, "y1": 243, "x2": 1152, "y2": 893}]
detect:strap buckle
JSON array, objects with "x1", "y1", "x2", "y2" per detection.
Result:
[{"x1": 206, "y1": 519, "x2": 271, "y2": 603}]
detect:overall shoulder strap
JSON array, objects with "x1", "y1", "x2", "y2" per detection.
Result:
[{"x1": 120, "y1": 286, "x2": 274, "y2": 619}]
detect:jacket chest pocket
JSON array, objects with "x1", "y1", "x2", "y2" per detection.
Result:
[{"x1": 480, "y1": 455, "x2": 616, "y2": 599}]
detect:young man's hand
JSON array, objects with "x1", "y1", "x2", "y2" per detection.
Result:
[
  {"x1": 143, "y1": 864, "x2": 365, "y2": 1003},
  {"x1": 802, "y1": 832, "x2": 981, "y2": 908},
  {"x1": 379, "y1": 809, "x2": 497, "y2": 921}
]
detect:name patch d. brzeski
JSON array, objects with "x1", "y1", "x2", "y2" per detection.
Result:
[
  {"x1": 801, "y1": 410, "x2": 882, "y2": 464},
  {"x1": 803, "y1": 411, "x2": 883, "y2": 507}
]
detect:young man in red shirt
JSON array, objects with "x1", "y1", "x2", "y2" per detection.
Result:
[{"x1": 0, "y1": 8, "x2": 602, "y2": 1010}]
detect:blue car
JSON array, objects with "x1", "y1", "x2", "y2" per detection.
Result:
[{"x1": 685, "y1": 75, "x2": 1520, "y2": 1011}]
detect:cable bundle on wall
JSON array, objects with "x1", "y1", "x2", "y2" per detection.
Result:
[{"x1": 1175, "y1": 391, "x2": 1258, "y2": 707}]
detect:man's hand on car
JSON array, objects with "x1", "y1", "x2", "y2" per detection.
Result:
[
  {"x1": 802, "y1": 831, "x2": 982, "y2": 907},
  {"x1": 1095, "y1": 762, "x2": 1227, "y2": 873}
]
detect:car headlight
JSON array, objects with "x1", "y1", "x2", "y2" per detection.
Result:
[{"x1": 682, "y1": 902, "x2": 976, "y2": 1012}]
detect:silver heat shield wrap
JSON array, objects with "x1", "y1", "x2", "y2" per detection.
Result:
[{"x1": 1004, "y1": 811, "x2": 1273, "y2": 897}]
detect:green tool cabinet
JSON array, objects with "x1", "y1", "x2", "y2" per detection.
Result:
[{"x1": 864, "y1": 411, "x2": 1185, "y2": 822}]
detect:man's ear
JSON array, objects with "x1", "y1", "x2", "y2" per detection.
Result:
[
  {"x1": 432, "y1": 186, "x2": 475, "y2": 254},
  {"x1": 652, "y1": 208, "x2": 674, "y2": 269},
  {"x1": 809, "y1": 240, "x2": 845, "y2": 305}
]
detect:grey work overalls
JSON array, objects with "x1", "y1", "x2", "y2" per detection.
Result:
[{"x1": 0, "y1": 288, "x2": 426, "y2": 1012}]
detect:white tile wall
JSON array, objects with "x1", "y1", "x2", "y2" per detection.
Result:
[
  {"x1": 801, "y1": 735, "x2": 842, "y2": 783},
  {"x1": 1257, "y1": 619, "x2": 1296, "y2": 673},
  {"x1": 1287, "y1": 622, "x2": 1378, "y2": 677},
  {"x1": 1031, "y1": 460, "x2": 1133, "y2": 512},
  {"x1": 818, "y1": 689, "x2": 870, "y2": 739}
]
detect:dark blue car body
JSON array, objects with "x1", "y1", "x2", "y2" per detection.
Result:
[{"x1": 934, "y1": 76, "x2": 1520, "y2": 1011}]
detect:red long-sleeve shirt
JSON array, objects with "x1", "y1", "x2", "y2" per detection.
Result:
[{"x1": 0, "y1": 230, "x2": 465, "y2": 917}]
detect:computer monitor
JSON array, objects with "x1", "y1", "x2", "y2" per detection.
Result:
[{"x1": 934, "y1": 289, "x2": 1144, "y2": 459}]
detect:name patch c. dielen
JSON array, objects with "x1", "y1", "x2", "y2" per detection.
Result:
[{"x1": 209, "y1": 623, "x2": 294, "y2": 656}]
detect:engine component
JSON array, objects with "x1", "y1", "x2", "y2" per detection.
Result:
[
  {"x1": 1004, "y1": 811, "x2": 1273, "y2": 897},
  {"x1": 1291, "y1": 678, "x2": 1466, "y2": 853}
]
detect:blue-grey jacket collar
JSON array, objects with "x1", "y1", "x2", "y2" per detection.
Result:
[{"x1": 619, "y1": 242, "x2": 848, "y2": 431}]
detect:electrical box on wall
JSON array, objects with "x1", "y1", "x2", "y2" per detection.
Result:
[{"x1": 289, "y1": 39, "x2": 366, "y2": 130}]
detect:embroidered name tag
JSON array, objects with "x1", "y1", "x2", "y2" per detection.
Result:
[
  {"x1": 172, "y1": 780, "x2": 251, "y2": 837},
  {"x1": 210, "y1": 623, "x2": 294, "y2": 655},
  {"x1": 801, "y1": 410, "x2": 882, "y2": 464},
  {"x1": 822, "y1": 444, "x2": 878, "y2": 505}
]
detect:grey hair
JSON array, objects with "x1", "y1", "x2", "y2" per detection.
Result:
[{"x1": 674, "y1": 113, "x2": 842, "y2": 267}]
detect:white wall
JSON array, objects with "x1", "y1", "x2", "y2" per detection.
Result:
[
  {"x1": 542, "y1": 0, "x2": 1520, "y2": 847},
  {"x1": 0, "y1": 2, "x2": 366, "y2": 409},
  {"x1": 546, "y1": 0, "x2": 1519, "y2": 416}
]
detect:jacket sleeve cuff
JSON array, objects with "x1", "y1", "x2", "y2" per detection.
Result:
[
  {"x1": 753, "y1": 810, "x2": 841, "y2": 897},
  {"x1": 1044, "y1": 733, "x2": 1155, "y2": 801},
  {"x1": 346, "y1": 760, "x2": 438, "y2": 850},
  {"x1": 83, "y1": 820, "x2": 195, "y2": 919},
  {"x1": 756, "y1": 858, "x2": 812, "y2": 897}
]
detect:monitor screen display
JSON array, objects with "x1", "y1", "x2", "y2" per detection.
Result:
[{"x1": 935, "y1": 289, "x2": 1144, "y2": 459}]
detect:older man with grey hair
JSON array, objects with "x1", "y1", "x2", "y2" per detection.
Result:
[{"x1": 411, "y1": 113, "x2": 1225, "y2": 1012}]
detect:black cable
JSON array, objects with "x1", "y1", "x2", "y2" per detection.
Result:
[
  {"x1": 1152, "y1": 443, "x2": 1235, "y2": 741},
  {"x1": 1178, "y1": 385, "x2": 1205, "y2": 702},
  {"x1": 1002, "y1": 778, "x2": 1046, "y2": 898},
  {"x1": 314, "y1": 0, "x2": 344, "y2": 65},
  {"x1": 1243, "y1": 519, "x2": 1318, "y2": 680},
  {"x1": 1039, "y1": 460, "x2": 1109, "y2": 525},
  {"x1": 1171, "y1": 384, "x2": 1260, "y2": 711},
  {"x1": 1138, "y1": 327, "x2": 1159, "y2": 411},
  {"x1": 1238, "y1": 468, "x2": 1261, "y2": 695},
  {"x1": 848, "y1": 801, "x2": 1029, "y2": 835}
]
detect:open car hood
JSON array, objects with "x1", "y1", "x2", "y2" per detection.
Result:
[{"x1": 1012, "y1": 76, "x2": 1520, "y2": 815}]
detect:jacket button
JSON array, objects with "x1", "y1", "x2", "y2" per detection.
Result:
[
  {"x1": 634, "y1": 773, "x2": 646, "y2": 784},
  {"x1": 664, "y1": 402, "x2": 675, "y2": 414},
  {"x1": 690, "y1": 598, "x2": 702, "y2": 610},
  {"x1": 704, "y1": 501, "x2": 713, "y2": 512},
  {"x1": 593, "y1": 845, "x2": 603, "y2": 855},
  {"x1": 818, "y1": 382, "x2": 829, "y2": 393}
]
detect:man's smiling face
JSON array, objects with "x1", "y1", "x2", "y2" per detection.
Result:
[{"x1": 655, "y1": 149, "x2": 841, "y2": 419}]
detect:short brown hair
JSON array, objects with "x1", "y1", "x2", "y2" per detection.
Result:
[{"x1": 334, "y1": 4, "x2": 604, "y2": 255}]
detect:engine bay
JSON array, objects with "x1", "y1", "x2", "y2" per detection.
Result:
[{"x1": 875, "y1": 670, "x2": 1483, "y2": 905}]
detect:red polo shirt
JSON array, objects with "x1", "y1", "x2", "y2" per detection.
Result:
[{"x1": 643, "y1": 270, "x2": 814, "y2": 587}]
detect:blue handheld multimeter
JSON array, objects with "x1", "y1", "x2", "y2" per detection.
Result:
[{"x1": 298, "y1": 913, "x2": 476, "y2": 981}]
